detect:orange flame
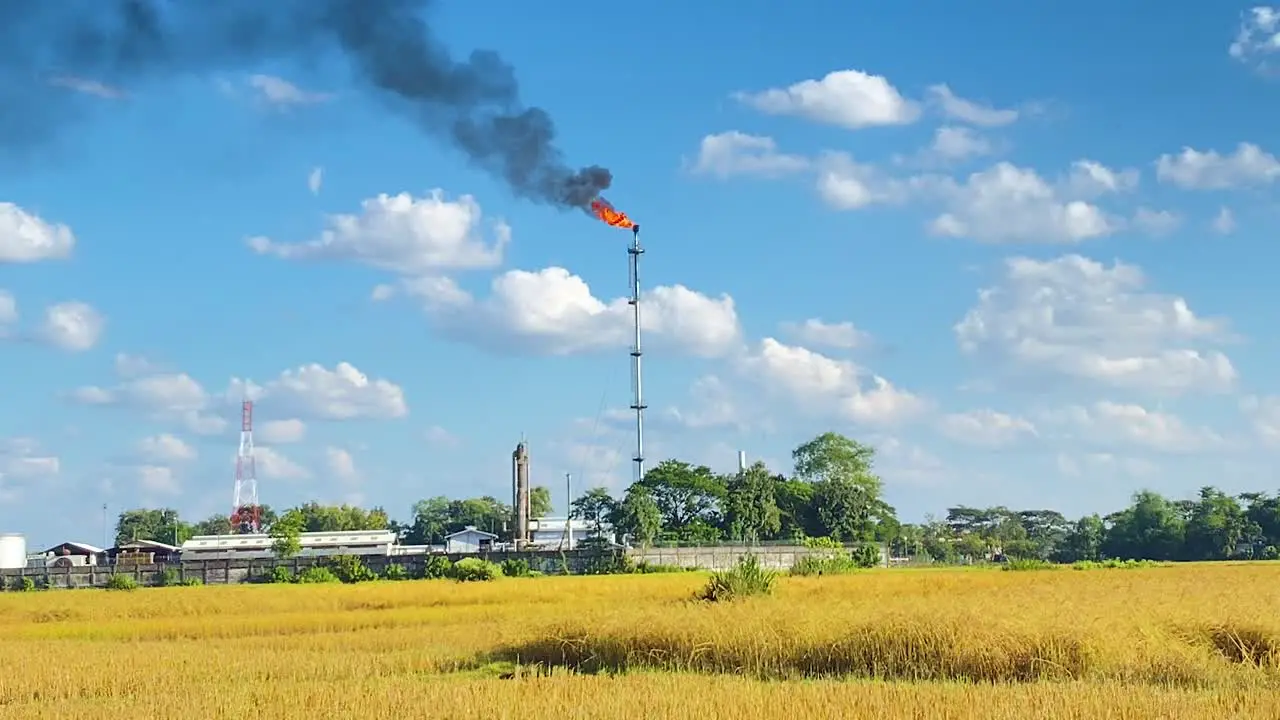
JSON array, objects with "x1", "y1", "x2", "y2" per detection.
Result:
[{"x1": 590, "y1": 197, "x2": 635, "y2": 229}]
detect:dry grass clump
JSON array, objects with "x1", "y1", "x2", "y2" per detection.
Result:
[
  {"x1": 501, "y1": 612, "x2": 1094, "y2": 682},
  {"x1": 2, "y1": 562, "x2": 1280, "y2": 718}
]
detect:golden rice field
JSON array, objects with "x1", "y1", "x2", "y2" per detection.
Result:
[{"x1": 2, "y1": 563, "x2": 1280, "y2": 719}]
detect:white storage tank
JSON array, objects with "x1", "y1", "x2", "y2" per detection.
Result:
[{"x1": 0, "y1": 534, "x2": 26, "y2": 570}]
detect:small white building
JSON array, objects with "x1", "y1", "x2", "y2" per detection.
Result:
[
  {"x1": 528, "y1": 517, "x2": 607, "y2": 549},
  {"x1": 444, "y1": 526, "x2": 497, "y2": 554},
  {"x1": 180, "y1": 529, "x2": 396, "y2": 560}
]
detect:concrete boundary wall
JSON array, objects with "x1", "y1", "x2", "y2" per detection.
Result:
[
  {"x1": 0, "y1": 544, "x2": 863, "y2": 589},
  {"x1": 627, "y1": 544, "x2": 828, "y2": 571}
]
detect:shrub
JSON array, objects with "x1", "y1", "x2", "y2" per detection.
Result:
[
  {"x1": 382, "y1": 563, "x2": 409, "y2": 580},
  {"x1": 267, "y1": 565, "x2": 294, "y2": 584},
  {"x1": 500, "y1": 558, "x2": 531, "y2": 577},
  {"x1": 849, "y1": 542, "x2": 883, "y2": 568},
  {"x1": 17, "y1": 576, "x2": 35, "y2": 592},
  {"x1": 1003, "y1": 558, "x2": 1057, "y2": 572},
  {"x1": 329, "y1": 555, "x2": 378, "y2": 584},
  {"x1": 422, "y1": 556, "x2": 453, "y2": 579},
  {"x1": 296, "y1": 566, "x2": 340, "y2": 584},
  {"x1": 105, "y1": 573, "x2": 138, "y2": 591},
  {"x1": 450, "y1": 557, "x2": 502, "y2": 582},
  {"x1": 801, "y1": 536, "x2": 843, "y2": 551},
  {"x1": 1071, "y1": 559, "x2": 1166, "y2": 570},
  {"x1": 697, "y1": 554, "x2": 776, "y2": 602},
  {"x1": 159, "y1": 568, "x2": 182, "y2": 586},
  {"x1": 181, "y1": 577, "x2": 203, "y2": 587},
  {"x1": 790, "y1": 555, "x2": 862, "y2": 576}
]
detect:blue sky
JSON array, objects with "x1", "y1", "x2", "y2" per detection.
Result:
[{"x1": 3, "y1": 2, "x2": 1280, "y2": 549}]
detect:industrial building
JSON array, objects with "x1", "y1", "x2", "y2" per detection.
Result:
[
  {"x1": 41, "y1": 542, "x2": 107, "y2": 567},
  {"x1": 444, "y1": 526, "x2": 497, "y2": 553},
  {"x1": 528, "y1": 517, "x2": 608, "y2": 548},
  {"x1": 180, "y1": 529, "x2": 396, "y2": 560}
]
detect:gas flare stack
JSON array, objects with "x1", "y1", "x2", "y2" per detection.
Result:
[
  {"x1": 588, "y1": 196, "x2": 645, "y2": 485},
  {"x1": 512, "y1": 441, "x2": 531, "y2": 547},
  {"x1": 230, "y1": 400, "x2": 260, "y2": 534}
]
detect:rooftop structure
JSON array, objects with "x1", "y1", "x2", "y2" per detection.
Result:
[{"x1": 180, "y1": 530, "x2": 396, "y2": 560}]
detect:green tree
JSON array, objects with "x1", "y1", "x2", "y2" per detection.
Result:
[
  {"x1": 399, "y1": 496, "x2": 451, "y2": 545},
  {"x1": 1102, "y1": 490, "x2": 1186, "y2": 561},
  {"x1": 722, "y1": 461, "x2": 781, "y2": 542},
  {"x1": 191, "y1": 514, "x2": 233, "y2": 536},
  {"x1": 612, "y1": 486, "x2": 662, "y2": 547},
  {"x1": 270, "y1": 509, "x2": 305, "y2": 559},
  {"x1": 529, "y1": 486, "x2": 553, "y2": 519},
  {"x1": 1053, "y1": 514, "x2": 1104, "y2": 563},
  {"x1": 570, "y1": 487, "x2": 619, "y2": 538},
  {"x1": 793, "y1": 432, "x2": 892, "y2": 541},
  {"x1": 774, "y1": 478, "x2": 818, "y2": 538},
  {"x1": 290, "y1": 502, "x2": 389, "y2": 533},
  {"x1": 636, "y1": 459, "x2": 727, "y2": 534},
  {"x1": 114, "y1": 508, "x2": 192, "y2": 546},
  {"x1": 1184, "y1": 486, "x2": 1248, "y2": 560}
]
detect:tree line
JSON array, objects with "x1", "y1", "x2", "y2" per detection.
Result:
[{"x1": 113, "y1": 431, "x2": 1280, "y2": 563}]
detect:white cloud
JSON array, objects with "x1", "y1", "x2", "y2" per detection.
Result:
[
  {"x1": 956, "y1": 255, "x2": 1236, "y2": 394},
  {"x1": 1212, "y1": 207, "x2": 1237, "y2": 235},
  {"x1": 326, "y1": 447, "x2": 360, "y2": 484},
  {"x1": 396, "y1": 267, "x2": 742, "y2": 357},
  {"x1": 308, "y1": 167, "x2": 323, "y2": 195},
  {"x1": 930, "y1": 162, "x2": 1120, "y2": 243},
  {"x1": 1132, "y1": 207, "x2": 1182, "y2": 237},
  {"x1": 254, "y1": 446, "x2": 311, "y2": 480},
  {"x1": 247, "y1": 75, "x2": 334, "y2": 106},
  {"x1": 242, "y1": 362, "x2": 409, "y2": 421},
  {"x1": 50, "y1": 75, "x2": 126, "y2": 99},
  {"x1": 114, "y1": 353, "x2": 157, "y2": 379},
  {"x1": 248, "y1": 190, "x2": 508, "y2": 274},
  {"x1": 873, "y1": 436, "x2": 949, "y2": 488},
  {"x1": 424, "y1": 425, "x2": 460, "y2": 447},
  {"x1": 664, "y1": 375, "x2": 746, "y2": 432},
  {"x1": 925, "y1": 84, "x2": 1019, "y2": 127},
  {"x1": 555, "y1": 440, "x2": 628, "y2": 492},
  {"x1": 737, "y1": 338, "x2": 927, "y2": 426},
  {"x1": 1155, "y1": 143, "x2": 1280, "y2": 189},
  {"x1": 136, "y1": 434, "x2": 197, "y2": 464},
  {"x1": 72, "y1": 362, "x2": 227, "y2": 436},
  {"x1": 939, "y1": 410, "x2": 1037, "y2": 447},
  {"x1": 1240, "y1": 395, "x2": 1280, "y2": 447},
  {"x1": 734, "y1": 69, "x2": 920, "y2": 129},
  {"x1": 1229, "y1": 7, "x2": 1280, "y2": 70},
  {"x1": 690, "y1": 132, "x2": 810, "y2": 178},
  {"x1": 40, "y1": 301, "x2": 105, "y2": 352},
  {"x1": 0, "y1": 203, "x2": 75, "y2": 263},
  {"x1": 258, "y1": 419, "x2": 306, "y2": 444},
  {"x1": 0, "y1": 438, "x2": 60, "y2": 484},
  {"x1": 136, "y1": 465, "x2": 180, "y2": 495},
  {"x1": 1063, "y1": 160, "x2": 1140, "y2": 198},
  {"x1": 1043, "y1": 402, "x2": 1224, "y2": 453},
  {"x1": 1057, "y1": 452, "x2": 1157, "y2": 479},
  {"x1": 816, "y1": 152, "x2": 919, "y2": 210},
  {"x1": 929, "y1": 126, "x2": 992, "y2": 162},
  {"x1": 75, "y1": 358, "x2": 405, "y2": 431},
  {"x1": 0, "y1": 291, "x2": 15, "y2": 329},
  {"x1": 780, "y1": 318, "x2": 870, "y2": 349}
]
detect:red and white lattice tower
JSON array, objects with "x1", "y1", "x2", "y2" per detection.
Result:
[{"x1": 230, "y1": 400, "x2": 260, "y2": 534}]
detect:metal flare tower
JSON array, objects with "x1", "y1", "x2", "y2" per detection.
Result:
[
  {"x1": 230, "y1": 400, "x2": 260, "y2": 534},
  {"x1": 628, "y1": 225, "x2": 646, "y2": 484}
]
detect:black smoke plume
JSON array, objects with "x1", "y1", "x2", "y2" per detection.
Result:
[{"x1": 0, "y1": 0, "x2": 611, "y2": 208}]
